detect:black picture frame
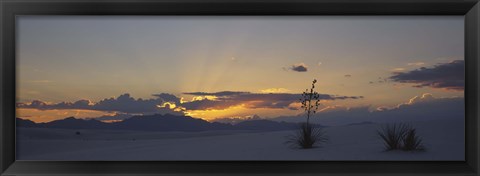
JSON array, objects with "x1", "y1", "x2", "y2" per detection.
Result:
[{"x1": 1, "y1": 0, "x2": 479, "y2": 175}]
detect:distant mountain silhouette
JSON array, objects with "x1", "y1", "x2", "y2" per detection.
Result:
[
  {"x1": 89, "y1": 113, "x2": 133, "y2": 121},
  {"x1": 16, "y1": 118, "x2": 37, "y2": 128},
  {"x1": 16, "y1": 114, "x2": 302, "y2": 132},
  {"x1": 44, "y1": 117, "x2": 110, "y2": 129}
]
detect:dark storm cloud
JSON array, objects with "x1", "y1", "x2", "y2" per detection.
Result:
[{"x1": 389, "y1": 60, "x2": 464, "y2": 91}]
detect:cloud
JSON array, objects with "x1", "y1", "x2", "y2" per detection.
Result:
[
  {"x1": 17, "y1": 93, "x2": 181, "y2": 114},
  {"x1": 92, "y1": 94, "x2": 163, "y2": 113},
  {"x1": 18, "y1": 90, "x2": 363, "y2": 115},
  {"x1": 375, "y1": 93, "x2": 437, "y2": 111},
  {"x1": 152, "y1": 93, "x2": 182, "y2": 104},
  {"x1": 389, "y1": 60, "x2": 464, "y2": 91},
  {"x1": 18, "y1": 99, "x2": 93, "y2": 110},
  {"x1": 399, "y1": 93, "x2": 435, "y2": 107},
  {"x1": 181, "y1": 91, "x2": 363, "y2": 111},
  {"x1": 290, "y1": 63, "x2": 308, "y2": 72},
  {"x1": 180, "y1": 99, "x2": 240, "y2": 111},
  {"x1": 181, "y1": 93, "x2": 302, "y2": 110},
  {"x1": 183, "y1": 91, "x2": 249, "y2": 97},
  {"x1": 273, "y1": 93, "x2": 464, "y2": 126}
]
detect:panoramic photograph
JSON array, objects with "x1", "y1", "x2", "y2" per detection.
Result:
[{"x1": 16, "y1": 16, "x2": 464, "y2": 160}]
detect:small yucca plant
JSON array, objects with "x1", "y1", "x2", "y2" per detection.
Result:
[
  {"x1": 377, "y1": 123, "x2": 409, "y2": 150},
  {"x1": 377, "y1": 123, "x2": 425, "y2": 151},
  {"x1": 402, "y1": 128, "x2": 425, "y2": 151}
]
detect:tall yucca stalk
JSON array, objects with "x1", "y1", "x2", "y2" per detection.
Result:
[
  {"x1": 300, "y1": 79, "x2": 321, "y2": 125},
  {"x1": 286, "y1": 79, "x2": 327, "y2": 149}
]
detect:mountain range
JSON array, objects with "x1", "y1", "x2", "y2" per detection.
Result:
[{"x1": 16, "y1": 114, "x2": 301, "y2": 132}]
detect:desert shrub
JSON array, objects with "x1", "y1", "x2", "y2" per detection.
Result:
[
  {"x1": 287, "y1": 123, "x2": 328, "y2": 149},
  {"x1": 402, "y1": 128, "x2": 425, "y2": 151},
  {"x1": 377, "y1": 123, "x2": 425, "y2": 151},
  {"x1": 377, "y1": 123, "x2": 408, "y2": 150}
]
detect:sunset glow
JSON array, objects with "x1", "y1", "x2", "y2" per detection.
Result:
[{"x1": 17, "y1": 16, "x2": 464, "y2": 123}]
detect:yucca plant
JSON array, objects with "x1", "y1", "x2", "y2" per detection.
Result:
[
  {"x1": 287, "y1": 123, "x2": 328, "y2": 149},
  {"x1": 377, "y1": 123, "x2": 425, "y2": 151},
  {"x1": 377, "y1": 123, "x2": 409, "y2": 150},
  {"x1": 402, "y1": 128, "x2": 425, "y2": 151},
  {"x1": 287, "y1": 79, "x2": 327, "y2": 149}
]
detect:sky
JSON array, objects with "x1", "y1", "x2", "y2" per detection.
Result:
[{"x1": 16, "y1": 16, "x2": 464, "y2": 122}]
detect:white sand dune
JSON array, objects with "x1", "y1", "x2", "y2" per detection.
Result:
[{"x1": 16, "y1": 118, "x2": 464, "y2": 161}]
